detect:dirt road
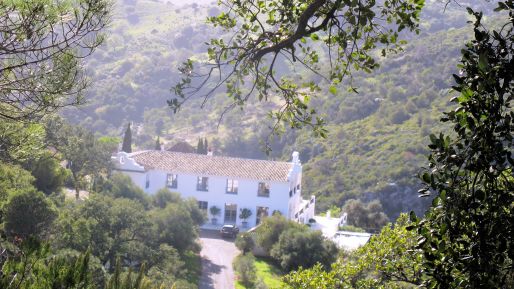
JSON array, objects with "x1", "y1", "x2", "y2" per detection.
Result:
[{"x1": 198, "y1": 230, "x2": 240, "y2": 289}]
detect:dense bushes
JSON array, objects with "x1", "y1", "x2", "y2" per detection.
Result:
[
  {"x1": 3, "y1": 190, "x2": 57, "y2": 238},
  {"x1": 102, "y1": 173, "x2": 150, "y2": 207},
  {"x1": 255, "y1": 215, "x2": 305, "y2": 254},
  {"x1": 341, "y1": 199, "x2": 389, "y2": 232},
  {"x1": 23, "y1": 153, "x2": 68, "y2": 195},
  {"x1": 53, "y1": 187, "x2": 204, "y2": 286},
  {"x1": 270, "y1": 229, "x2": 338, "y2": 272},
  {"x1": 255, "y1": 215, "x2": 338, "y2": 272},
  {"x1": 235, "y1": 215, "x2": 338, "y2": 284},
  {"x1": 0, "y1": 154, "x2": 203, "y2": 288},
  {"x1": 235, "y1": 233, "x2": 255, "y2": 254},
  {"x1": 282, "y1": 214, "x2": 423, "y2": 288}
]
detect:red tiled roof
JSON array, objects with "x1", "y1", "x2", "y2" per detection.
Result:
[{"x1": 130, "y1": 151, "x2": 293, "y2": 182}]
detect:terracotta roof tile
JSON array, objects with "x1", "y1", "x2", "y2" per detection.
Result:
[{"x1": 130, "y1": 151, "x2": 293, "y2": 182}]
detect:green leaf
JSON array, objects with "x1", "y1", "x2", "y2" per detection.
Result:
[
  {"x1": 478, "y1": 52, "x2": 488, "y2": 72},
  {"x1": 329, "y1": 86, "x2": 337, "y2": 95}
]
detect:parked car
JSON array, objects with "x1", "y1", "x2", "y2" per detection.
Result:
[{"x1": 220, "y1": 224, "x2": 239, "y2": 238}]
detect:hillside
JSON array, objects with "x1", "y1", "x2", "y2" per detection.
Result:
[
  {"x1": 296, "y1": 25, "x2": 472, "y2": 217},
  {"x1": 63, "y1": 0, "x2": 496, "y2": 219}
]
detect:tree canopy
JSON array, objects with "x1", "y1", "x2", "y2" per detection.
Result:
[{"x1": 3, "y1": 190, "x2": 57, "y2": 239}]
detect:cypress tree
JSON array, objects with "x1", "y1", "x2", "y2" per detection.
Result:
[
  {"x1": 155, "y1": 136, "x2": 161, "y2": 150},
  {"x1": 122, "y1": 123, "x2": 132, "y2": 153},
  {"x1": 196, "y1": 138, "x2": 204, "y2": 154},
  {"x1": 204, "y1": 138, "x2": 209, "y2": 154}
]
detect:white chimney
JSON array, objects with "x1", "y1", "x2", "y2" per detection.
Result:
[{"x1": 292, "y1": 151, "x2": 300, "y2": 164}]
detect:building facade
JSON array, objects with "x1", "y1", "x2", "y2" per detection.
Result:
[{"x1": 112, "y1": 150, "x2": 315, "y2": 228}]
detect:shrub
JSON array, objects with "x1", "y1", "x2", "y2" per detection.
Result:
[
  {"x1": 270, "y1": 229, "x2": 338, "y2": 272},
  {"x1": 255, "y1": 214, "x2": 306, "y2": 254},
  {"x1": 3, "y1": 190, "x2": 57, "y2": 238},
  {"x1": 342, "y1": 199, "x2": 389, "y2": 232},
  {"x1": 153, "y1": 188, "x2": 181, "y2": 208},
  {"x1": 233, "y1": 253, "x2": 257, "y2": 287},
  {"x1": 254, "y1": 278, "x2": 268, "y2": 289},
  {"x1": 235, "y1": 233, "x2": 255, "y2": 254},
  {"x1": 102, "y1": 173, "x2": 149, "y2": 207},
  {"x1": 24, "y1": 153, "x2": 67, "y2": 195}
]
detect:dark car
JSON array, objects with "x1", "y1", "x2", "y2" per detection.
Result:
[{"x1": 220, "y1": 224, "x2": 239, "y2": 238}]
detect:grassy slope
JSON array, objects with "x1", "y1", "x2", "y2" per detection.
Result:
[{"x1": 235, "y1": 257, "x2": 284, "y2": 289}]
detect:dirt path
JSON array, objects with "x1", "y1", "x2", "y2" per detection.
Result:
[{"x1": 198, "y1": 230, "x2": 240, "y2": 289}]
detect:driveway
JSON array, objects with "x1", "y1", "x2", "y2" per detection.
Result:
[{"x1": 199, "y1": 229, "x2": 240, "y2": 289}]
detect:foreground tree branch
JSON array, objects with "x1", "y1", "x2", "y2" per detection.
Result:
[
  {"x1": 0, "y1": 0, "x2": 111, "y2": 122},
  {"x1": 171, "y1": 0, "x2": 424, "y2": 143}
]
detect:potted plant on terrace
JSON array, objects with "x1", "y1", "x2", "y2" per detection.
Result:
[
  {"x1": 239, "y1": 208, "x2": 252, "y2": 228},
  {"x1": 210, "y1": 206, "x2": 221, "y2": 225}
]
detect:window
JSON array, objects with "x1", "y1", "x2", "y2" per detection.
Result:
[
  {"x1": 145, "y1": 174, "x2": 150, "y2": 189},
  {"x1": 198, "y1": 201, "x2": 208, "y2": 211},
  {"x1": 197, "y1": 176, "x2": 209, "y2": 191},
  {"x1": 256, "y1": 206, "x2": 269, "y2": 225},
  {"x1": 257, "y1": 182, "x2": 270, "y2": 197},
  {"x1": 224, "y1": 203, "x2": 237, "y2": 223},
  {"x1": 226, "y1": 179, "x2": 238, "y2": 194},
  {"x1": 166, "y1": 174, "x2": 178, "y2": 188}
]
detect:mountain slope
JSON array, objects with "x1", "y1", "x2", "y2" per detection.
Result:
[{"x1": 63, "y1": 0, "x2": 497, "y2": 219}]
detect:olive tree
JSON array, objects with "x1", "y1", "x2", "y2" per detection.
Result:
[{"x1": 47, "y1": 120, "x2": 112, "y2": 199}]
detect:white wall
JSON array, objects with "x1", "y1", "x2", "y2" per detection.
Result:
[{"x1": 143, "y1": 170, "x2": 293, "y2": 227}]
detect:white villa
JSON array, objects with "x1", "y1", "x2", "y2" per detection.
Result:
[{"x1": 112, "y1": 150, "x2": 315, "y2": 228}]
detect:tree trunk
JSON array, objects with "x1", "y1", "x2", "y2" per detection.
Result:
[{"x1": 73, "y1": 172, "x2": 80, "y2": 200}]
